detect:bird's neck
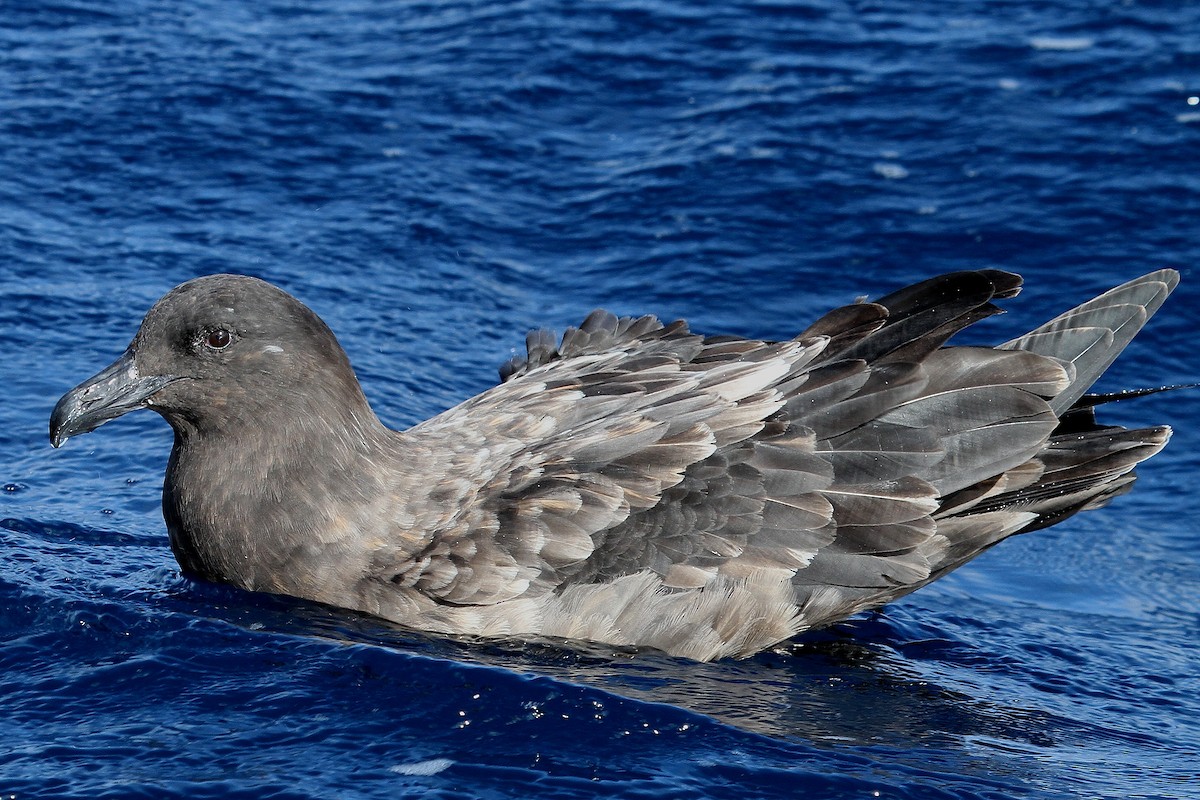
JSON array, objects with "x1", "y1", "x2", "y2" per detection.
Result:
[{"x1": 160, "y1": 398, "x2": 404, "y2": 597}]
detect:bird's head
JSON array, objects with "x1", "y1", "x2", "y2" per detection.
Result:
[{"x1": 50, "y1": 274, "x2": 372, "y2": 446}]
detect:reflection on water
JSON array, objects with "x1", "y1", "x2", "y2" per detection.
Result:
[
  {"x1": 223, "y1": 586, "x2": 1082, "y2": 794},
  {"x1": 220, "y1": 578, "x2": 1050, "y2": 746}
]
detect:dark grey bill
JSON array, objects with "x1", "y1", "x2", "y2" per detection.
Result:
[{"x1": 50, "y1": 349, "x2": 180, "y2": 448}]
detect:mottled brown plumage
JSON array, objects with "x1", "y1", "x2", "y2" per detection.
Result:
[{"x1": 50, "y1": 270, "x2": 1178, "y2": 660}]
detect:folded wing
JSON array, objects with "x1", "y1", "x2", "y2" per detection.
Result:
[{"x1": 377, "y1": 270, "x2": 1175, "y2": 658}]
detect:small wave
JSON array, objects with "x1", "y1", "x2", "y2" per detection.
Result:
[
  {"x1": 1029, "y1": 36, "x2": 1095, "y2": 51},
  {"x1": 873, "y1": 162, "x2": 909, "y2": 180},
  {"x1": 390, "y1": 758, "x2": 455, "y2": 776}
]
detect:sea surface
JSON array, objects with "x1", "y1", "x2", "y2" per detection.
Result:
[{"x1": 2, "y1": 1, "x2": 1199, "y2": 798}]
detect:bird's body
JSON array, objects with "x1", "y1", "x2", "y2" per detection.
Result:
[{"x1": 51, "y1": 270, "x2": 1178, "y2": 660}]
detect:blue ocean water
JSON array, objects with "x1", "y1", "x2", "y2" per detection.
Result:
[{"x1": 2, "y1": 0, "x2": 1199, "y2": 797}]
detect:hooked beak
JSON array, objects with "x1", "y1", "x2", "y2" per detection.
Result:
[{"x1": 49, "y1": 349, "x2": 181, "y2": 448}]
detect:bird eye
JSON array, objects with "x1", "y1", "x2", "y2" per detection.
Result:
[{"x1": 205, "y1": 328, "x2": 233, "y2": 350}]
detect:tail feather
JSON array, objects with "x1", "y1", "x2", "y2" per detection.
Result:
[
  {"x1": 968, "y1": 425, "x2": 1171, "y2": 518},
  {"x1": 1000, "y1": 269, "x2": 1179, "y2": 414}
]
